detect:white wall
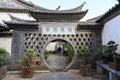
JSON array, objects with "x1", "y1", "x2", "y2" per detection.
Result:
[
  {"x1": 45, "y1": 42, "x2": 57, "y2": 51},
  {"x1": 0, "y1": 37, "x2": 12, "y2": 55},
  {"x1": 102, "y1": 15, "x2": 120, "y2": 53},
  {"x1": 0, "y1": 12, "x2": 35, "y2": 24}
]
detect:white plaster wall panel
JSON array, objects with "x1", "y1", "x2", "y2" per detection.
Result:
[
  {"x1": 45, "y1": 42, "x2": 57, "y2": 51},
  {"x1": 102, "y1": 15, "x2": 120, "y2": 53},
  {"x1": 0, "y1": 37, "x2": 12, "y2": 55}
]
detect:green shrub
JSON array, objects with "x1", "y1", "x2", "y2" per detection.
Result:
[
  {"x1": 44, "y1": 51, "x2": 50, "y2": 60},
  {"x1": 0, "y1": 48, "x2": 8, "y2": 67},
  {"x1": 79, "y1": 46, "x2": 90, "y2": 65},
  {"x1": 19, "y1": 48, "x2": 37, "y2": 67},
  {"x1": 65, "y1": 43, "x2": 73, "y2": 63}
]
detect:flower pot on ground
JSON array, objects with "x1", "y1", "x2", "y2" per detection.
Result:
[
  {"x1": 79, "y1": 46, "x2": 92, "y2": 76},
  {"x1": 0, "y1": 48, "x2": 8, "y2": 80},
  {"x1": 109, "y1": 53, "x2": 120, "y2": 71},
  {"x1": 19, "y1": 48, "x2": 37, "y2": 78},
  {"x1": 107, "y1": 41, "x2": 118, "y2": 65},
  {"x1": 109, "y1": 62, "x2": 120, "y2": 71}
]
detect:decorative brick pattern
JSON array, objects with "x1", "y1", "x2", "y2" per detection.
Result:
[{"x1": 24, "y1": 32, "x2": 95, "y2": 54}]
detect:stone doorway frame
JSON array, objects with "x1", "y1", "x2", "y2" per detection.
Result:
[{"x1": 41, "y1": 37, "x2": 77, "y2": 72}]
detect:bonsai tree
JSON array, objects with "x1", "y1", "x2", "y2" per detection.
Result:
[
  {"x1": 79, "y1": 46, "x2": 90, "y2": 65},
  {"x1": 97, "y1": 45, "x2": 111, "y2": 63},
  {"x1": 0, "y1": 47, "x2": 8, "y2": 79},
  {"x1": 79, "y1": 46, "x2": 92, "y2": 76},
  {"x1": 20, "y1": 48, "x2": 37, "y2": 67},
  {"x1": 107, "y1": 41, "x2": 118, "y2": 64},
  {"x1": 19, "y1": 48, "x2": 37, "y2": 78}
]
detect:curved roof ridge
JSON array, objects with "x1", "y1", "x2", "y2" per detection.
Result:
[
  {"x1": 32, "y1": 2, "x2": 86, "y2": 13},
  {"x1": 29, "y1": 9, "x2": 88, "y2": 22},
  {"x1": 3, "y1": 20, "x2": 38, "y2": 26},
  {"x1": 96, "y1": 2, "x2": 119, "y2": 23},
  {"x1": 8, "y1": 14, "x2": 36, "y2": 22}
]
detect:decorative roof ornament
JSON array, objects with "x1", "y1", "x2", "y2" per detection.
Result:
[
  {"x1": 56, "y1": 5, "x2": 61, "y2": 10},
  {"x1": 29, "y1": 2, "x2": 88, "y2": 22}
]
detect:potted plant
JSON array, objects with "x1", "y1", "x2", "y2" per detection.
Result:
[
  {"x1": 79, "y1": 46, "x2": 92, "y2": 76},
  {"x1": 114, "y1": 54, "x2": 120, "y2": 71},
  {"x1": 19, "y1": 48, "x2": 37, "y2": 78},
  {"x1": 97, "y1": 45, "x2": 112, "y2": 64},
  {"x1": 0, "y1": 48, "x2": 8, "y2": 80},
  {"x1": 106, "y1": 41, "x2": 119, "y2": 70}
]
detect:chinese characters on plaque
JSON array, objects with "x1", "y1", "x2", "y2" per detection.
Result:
[
  {"x1": 46, "y1": 27, "x2": 72, "y2": 33},
  {"x1": 42, "y1": 23, "x2": 75, "y2": 35}
]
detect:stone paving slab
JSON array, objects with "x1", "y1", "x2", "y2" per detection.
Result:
[{"x1": 3, "y1": 72, "x2": 104, "y2": 80}]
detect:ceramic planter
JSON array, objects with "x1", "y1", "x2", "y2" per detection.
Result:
[
  {"x1": 0, "y1": 66, "x2": 7, "y2": 80},
  {"x1": 80, "y1": 65, "x2": 92, "y2": 76},
  {"x1": 21, "y1": 67, "x2": 34, "y2": 78}
]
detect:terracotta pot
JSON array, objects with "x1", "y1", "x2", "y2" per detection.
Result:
[
  {"x1": 108, "y1": 63, "x2": 120, "y2": 71},
  {"x1": 109, "y1": 62, "x2": 116, "y2": 69},
  {"x1": 21, "y1": 67, "x2": 34, "y2": 78},
  {"x1": 0, "y1": 66, "x2": 7, "y2": 80},
  {"x1": 80, "y1": 65, "x2": 92, "y2": 76}
]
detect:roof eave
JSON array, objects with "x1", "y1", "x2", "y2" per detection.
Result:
[
  {"x1": 96, "y1": 3, "x2": 120, "y2": 23},
  {"x1": 29, "y1": 10, "x2": 88, "y2": 22}
]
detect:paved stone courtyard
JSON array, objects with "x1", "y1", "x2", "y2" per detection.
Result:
[
  {"x1": 47, "y1": 54, "x2": 67, "y2": 69},
  {"x1": 3, "y1": 71, "x2": 108, "y2": 80}
]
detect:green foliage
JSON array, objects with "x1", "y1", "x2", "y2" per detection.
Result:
[
  {"x1": 79, "y1": 46, "x2": 89, "y2": 55},
  {"x1": 0, "y1": 48, "x2": 8, "y2": 67},
  {"x1": 97, "y1": 41, "x2": 119, "y2": 63},
  {"x1": 65, "y1": 43, "x2": 73, "y2": 63},
  {"x1": 107, "y1": 41, "x2": 118, "y2": 64},
  {"x1": 44, "y1": 51, "x2": 50, "y2": 60},
  {"x1": 79, "y1": 46, "x2": 90, "y2": 65},
  {"x1": 107, "y1": 41, "x2": 118, "y2": 54},
  {"x1": 97, "y1": 45, "x2": 109, "y2": 57},
  {"x1": 116, "y1": 63, "x2": 120, "y2": 66},
  {"x1": 19, "y1": 48, "x2": 37, "y2": 67}
]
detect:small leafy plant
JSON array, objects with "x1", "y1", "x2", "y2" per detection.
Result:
[
  {"x1": 65, "y1": 43, "x2": 73, "y2": 63},
  {"x1": 44, "y1": 51, "x2": 50, "y2": 60},
  {"x1": 107, "y1": 41, "x2": 118, "y2": 64},
  {"x1": 19, "y1": 48, "x2": 37, "y2": 67},
  {"x1": 0, "y1": 48, "x2": 8, "y2": 68},
  {"x1": 79, "y1": 46, "x2": 90, "y2": 65}
]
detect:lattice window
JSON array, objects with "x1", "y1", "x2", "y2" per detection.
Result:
[{"x1": 24, "y1": 32, "x2": 95, "y2": 54}]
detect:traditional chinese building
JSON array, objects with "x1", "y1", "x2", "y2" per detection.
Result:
[{"x1": 0, "y1": 0, "x2": 119, "y2": 71}]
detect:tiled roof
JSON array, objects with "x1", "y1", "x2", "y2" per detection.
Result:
[
  {"x1": 28, "y1": 2, "x2": 86, "y2": 13},
  {"x1": 0, "y1": 32, "x2": 12, "y2": 37},
  {"x1": 8, "y1": 14, "x2": 36, "y2": 22},
  {"x1": 0, "y1": 23, "x2": 9, "y2": 32},
  {"x1": 77, "y1": 21, "x2": 103, "y2": 30},
  {"x1": 96, "y1": 1, "x2": 120, "y2": 23},
  {"x1": 0, "y1": 0, "x2": 86, "y2": 13},
  {"x1": 87, "y1": 15, "x2": 102, "y2": 22},
  {"x1": 29, "y1": 10, "x2": 88, "y2": 22},
  {"x1": 3, "y1": 20, "x2": 38, "y2": 30}
]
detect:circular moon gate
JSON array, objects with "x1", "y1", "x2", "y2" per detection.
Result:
[{"x1": 41, "y1": 37, "x2": 77, "y2": 72}]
